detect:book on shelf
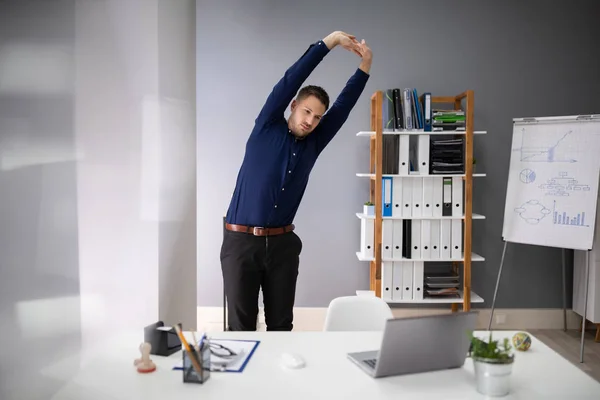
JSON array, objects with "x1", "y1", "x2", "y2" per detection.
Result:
[
  {"x1": 361, "y1": 89, "x2": 482, "y2": 305},
  {"x1": 382, "y1": 89, "x2": 399, "y2": 174},
  {"x1": 380, "y1": 87, "x2": 469, "y2": 175},
  {"x1": 381, "y1": 87, "x2": 429, "y2": 132}
]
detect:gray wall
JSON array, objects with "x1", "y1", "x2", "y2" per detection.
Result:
[
  {"x1": 0, "y1": 1, "x2": 196, "y2": 399},
  {"x1": 197, "y1": 0, "x2": 600, "y2": 308}
]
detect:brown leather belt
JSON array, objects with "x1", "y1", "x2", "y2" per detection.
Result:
[{"x1": 225, "y1": 223, "x2": 294, "y2": 236}]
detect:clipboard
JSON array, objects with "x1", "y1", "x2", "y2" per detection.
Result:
[{"x1": 173, "y1": 338, "x2": 260, "y2": 373}]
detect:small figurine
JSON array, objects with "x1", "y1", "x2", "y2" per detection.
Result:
[{"x1": 134, "y1": 342, "x2": 156, "y2": 373}]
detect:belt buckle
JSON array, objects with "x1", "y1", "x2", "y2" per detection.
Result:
[{"x1": 253, "y1": 227, "x2": 265, "y2": 236}]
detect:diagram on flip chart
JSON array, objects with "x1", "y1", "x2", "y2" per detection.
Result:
[
  {"x1": 551, "y1": 200, "x2": 589, "y2": 227},
  {"x1": 538, "y1": 171, "x2": 590, "y2": 197},
  {"x1": 514, "y1": 199, "x2": 552, "y2": 224},
  {"x1": 513, "y1": 128, "x2": 577, "y2": 163},
  {"x1": 519, "y1": 168, "x2": 536, "y2": 184}
]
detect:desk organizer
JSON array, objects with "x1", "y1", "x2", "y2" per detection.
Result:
[
  {"x1": 182, "y1": 339, "x2": 211, "y2": 384},
  {"x1": 144, "y1": 321, "x2": 182, "y2": 356}
]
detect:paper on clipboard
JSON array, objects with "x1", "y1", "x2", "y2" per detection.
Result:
[{"x1": 173, "y1": 338, "x2": 259, "y2": 373}]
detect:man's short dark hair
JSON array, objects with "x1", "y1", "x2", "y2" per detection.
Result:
[{"x1": 297, "y1": 85, "x2": 330, "y2": 111}]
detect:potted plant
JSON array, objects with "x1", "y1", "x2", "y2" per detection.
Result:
[
  {"x1": 363, "y1": 201, "x2": 374, "y2": 216},
  {"x1": 469, "y1": 332, "x2": 514, "y2": 397}
]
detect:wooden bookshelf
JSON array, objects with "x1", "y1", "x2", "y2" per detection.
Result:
[{"x1": 357, "y1": 90, "x2": 485, "y2": 311}]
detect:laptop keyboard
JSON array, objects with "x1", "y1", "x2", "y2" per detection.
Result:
[{"x1": 363, "y1": 359, "x2": 377, "y2": 369}]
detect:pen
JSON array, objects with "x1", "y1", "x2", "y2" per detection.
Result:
[{"x1": 198, "y1": 333, "x2": 206, "y2": 350}]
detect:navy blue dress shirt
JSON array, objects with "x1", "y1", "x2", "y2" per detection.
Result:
[{"x1": 225, "y1": 40, "x2": 370, "y2": 228}]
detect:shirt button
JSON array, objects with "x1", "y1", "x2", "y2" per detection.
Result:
[
  {"x1": 274, "y1": 205, "x2": 278, "y2": 208},
  {"x1": 288, "y1": 170, "x2": 291, "y2": 173},
  {"x1": 293, "y1": 153, "x2": 296, "y2": 156},
  {"x1": 282, "y1": 188, "x2": 285, "y2": 191}
]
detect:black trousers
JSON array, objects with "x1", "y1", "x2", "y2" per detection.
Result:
[{"x1": 220, "y1": 228, "x2": 303, "y2": 331}]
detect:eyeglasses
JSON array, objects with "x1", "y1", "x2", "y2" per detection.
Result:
[{"x1": 209, "y1": 342, "x2": 238, "y2": 359}]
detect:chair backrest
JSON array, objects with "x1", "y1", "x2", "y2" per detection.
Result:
[{"x1": 323, "y1": 296, "x2": 394, "y2": 331}]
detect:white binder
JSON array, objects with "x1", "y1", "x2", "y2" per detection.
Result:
[
  {"x1": 360, "y1": 218, "x2": 374, "y2": 259},
  {"x1": 420, "y1": 220, "x2": 431, "y2": 259},
  {"x1": 451, "y1": 219, "x2": 463, "y2": 260},
  {"x1": 432, "y1": 176, "x2": 443, "y2": 217},
  {"x1": 452, "y1": 176, "x2": 463, "y2": 217},
  {"x1": 417, "y1": 134, "x2": 430, "y2": 175},
  {"x1": 402, "y1": 177, "x2": 412, "y2": 217},
  {"x1": 402, "y1": 261, "x2": 413, "y2": 300},
  {"x1": 429, "y1": 220, "x2": 441, "y2": 259},
  {"x1": 382, "y1": 261, "x2": 393, "y2": 301},
  {"x1": 392, "y1": 177, "x2": 403, "y2": 218},
  {"x1": 399, "y1": 135, "x2": 410, "y2": 176},
  {"x1": 440, "y1": 219, "x2": 452, "y2": 259},
  {"x1": 392, "y1": 262, "x2": 404, "y2": 301},
  {"x1": 422, "y1": 178, "x2": 434, "y2": 217},
  {"x1": 411, "y1": 178, "x2": 423, "y2": 217},
  {"x1": 411, "y1": 220, "x2": 422, "y2": 259},
  {"x1": 392, "y1": 219, "x2": 404, "y2": 260},
  {"x1": 412, "y1": 261, "x2": 424, "y2": 300},
  {"x1": 382, "y1": 220, "x2": 393, "y2": 260}
]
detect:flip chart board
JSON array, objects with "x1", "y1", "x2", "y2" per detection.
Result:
[{"x1": 501, "y1": 115, "x2": 600, "y2": 250}]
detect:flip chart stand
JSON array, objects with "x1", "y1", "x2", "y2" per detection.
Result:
[{"x1": 487, "y1": 241, "x2": 590, "y2": 363}]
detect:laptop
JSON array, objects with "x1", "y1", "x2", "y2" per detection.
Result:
[{"x1": 347, "y1": 311, "x2": 478, "y2": 378}]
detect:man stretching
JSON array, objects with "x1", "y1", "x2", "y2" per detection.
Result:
[{"x1": 221, "y1": 30, "x2": 372, "y2": 331}]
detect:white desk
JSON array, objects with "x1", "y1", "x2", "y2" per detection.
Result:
[{"x1": 47, "y1": 330, "x2": 600, "y2": 399}]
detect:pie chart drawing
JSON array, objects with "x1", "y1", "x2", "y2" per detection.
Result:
[{"x1": 520, "y1": 169, "x2": 536, "y2": 184}]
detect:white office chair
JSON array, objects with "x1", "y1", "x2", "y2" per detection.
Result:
[{"x1": 323, "y1": 295, "x2": 394, "y2": 331}]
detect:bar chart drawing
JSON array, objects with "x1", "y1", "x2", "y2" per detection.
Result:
[{"x1": 552, "y1": 200, "x2": 589, "y2": 227}]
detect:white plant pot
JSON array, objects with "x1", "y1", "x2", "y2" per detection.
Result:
[
  {"x1": 363, "y1": 205, "x2": 374, "y2": 216},
  {"x1": 473, "y1": 357, "x2": 514, "y2": 397}
]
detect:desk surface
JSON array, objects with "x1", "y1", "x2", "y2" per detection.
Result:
[{"x1": 47, "y1": 330, "x2": 600, "y2": 399}]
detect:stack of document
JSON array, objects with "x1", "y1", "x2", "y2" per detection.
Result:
[
  {"x1": 424, "y1": 272, "x2": 461, "y2": 298},
  {"x1": 432, "y1": 110, "x2": 465, "y2": 132},
  {"x1": 430, "y1": 138, "x2": 464, "y2": 174}
]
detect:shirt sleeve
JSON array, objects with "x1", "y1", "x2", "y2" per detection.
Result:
[
  {"x1": 255, "y1": 41, "x2": 330, "y2": 125},
  {"x1": 314, "y1": 68, "x2": 370, "y2": 153}
]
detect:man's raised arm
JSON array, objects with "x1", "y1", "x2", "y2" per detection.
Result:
[
  {"x1": 314, "y1": 40, "x2": 372, "y2": 153},
  {"x1": 255, "y1": 31, "x2": 360, "y2": 125}
]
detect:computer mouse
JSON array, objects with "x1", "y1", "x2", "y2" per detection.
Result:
[{"x1": 280, "y1": 352, "x2": 306, "y2": 369}]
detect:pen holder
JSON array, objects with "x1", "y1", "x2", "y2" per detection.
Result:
[
  {"x1": 144, "y1": 321, "x2": 182, "y2": 356},
  {"x1": 182, "y1": 339, "x2": 211, "y2": 384}
]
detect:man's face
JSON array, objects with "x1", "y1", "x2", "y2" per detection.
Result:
[{"x1": 288, "y1": 95, "x2": 326, "y2": 138}]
